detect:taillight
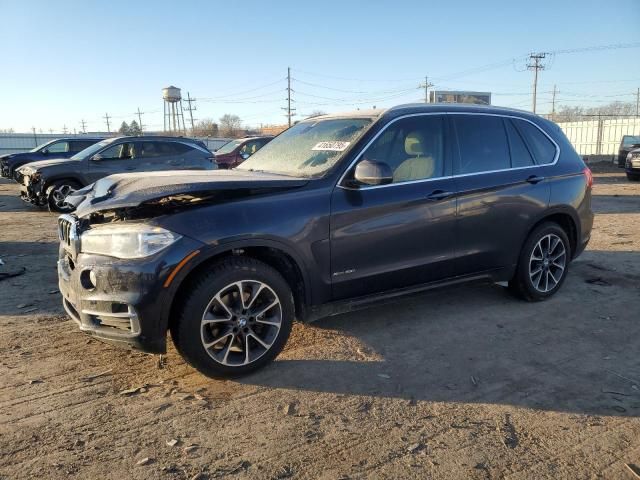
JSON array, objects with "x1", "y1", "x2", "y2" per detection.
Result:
[{"x1": 583, "y1": 166, "x2": 593, "y2": 188}]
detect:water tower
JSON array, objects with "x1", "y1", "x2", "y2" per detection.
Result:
[{"x1": 163, "y1": 86, "x2": 187, "y2": 134}]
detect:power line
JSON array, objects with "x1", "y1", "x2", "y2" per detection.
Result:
[
  {"x1": 199, "y1": 78, "x2": 285, "y2": 100},
  {"x1": 527, "y1": 52, "x2": 549, "y2": 114},
  {"x1": 283, "y1": 67, "x2": 296, "y2": 127},
  {"x1": 103, "y1": 113, "x2": 111, "y2": 133},
  {"x1": 184, "y1": 92, "x2": 197, "y2": 133},
  {"x1": 135, "y1": 108, "x2": 144, "y2": 133},
  {"x1": 419, "y1": 76, "x2": 434, "y2": 103},
  {"x1": 549, "y1": 41, "x2": 640, "y2": 55}
]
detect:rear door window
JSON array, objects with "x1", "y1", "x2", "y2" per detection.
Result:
[
  {"x1": 47, "y1": 141, "x2": 69, "y2": 153},
  {"x1": 514, "y1": 119, "x2": 556, "y2": 165},
  {"x1": 99, "y1": 142, "x2": 134, "y2": 160},
  {"x1": 453, "y1": 115, "x2": 510, "y2": 174},
  {"x1": 70, "y1": 140, "x2": 97, "y2": 152},
  {"x1": 505, "y1": 119, "x2": 535, "y2": 168}
]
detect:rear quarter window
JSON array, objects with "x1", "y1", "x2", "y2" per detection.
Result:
[{"x1": 514, "y1": 119, "x2": 557, "y2": 165}]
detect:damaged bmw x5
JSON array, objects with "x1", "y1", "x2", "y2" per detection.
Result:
[{"x1": 58, "y1": 104, "x2": 593, "y2": 378}]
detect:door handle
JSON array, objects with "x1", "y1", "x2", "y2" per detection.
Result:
[
  {"x1": 426, "y1": 190, "x2": 454, "y2": 201},
  {"x1": 125, "y1": 166, "x2": 135, "y2": 171},
  {"x1": 526, "y1": 175, "x2": 545, "y2": 184}
]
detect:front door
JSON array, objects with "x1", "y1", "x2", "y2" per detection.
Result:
[
  {"x1": 330, "y1": 114, "x2": 458, "y2": 300},
  {"x1": 87, "y1": 141, "x2": 137, "y2": 183}
]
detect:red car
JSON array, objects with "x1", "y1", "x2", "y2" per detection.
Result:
[{"x1": 214, "y1": 136, "x2": 273, "y2": 169}]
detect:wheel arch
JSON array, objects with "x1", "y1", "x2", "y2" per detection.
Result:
[
  {"x1": 43, "y1": 175, "x2": 84, "y2": 191},
  {"x1": 167, "y1": 240, "x2": 310, "y2": 333},
  {"x1": 524, "y1": 208, "x2": 579, "y2": 259}
]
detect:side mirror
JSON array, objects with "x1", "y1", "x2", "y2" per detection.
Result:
[
  {"x1": 41, "y1": 149, "x2": 49, "y2": 155},
  {"x1": 91, "y1": 154, "x2": 103, "y2": 161},
  {"x1": 240, "y1": 152, "x2": 250, "y2": 160},
  {"x1": 353, "y1": 159, "x2": 393, "y2": 186}
]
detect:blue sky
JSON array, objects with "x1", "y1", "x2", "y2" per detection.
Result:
[{"x1": 1, "y1": 0, "x2": 639, "y2": 133}]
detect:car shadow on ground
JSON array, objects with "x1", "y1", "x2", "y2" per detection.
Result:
[
  {"x1": 0, "y1": 194, "x2": 42, "y2": 213},
  {"x1": 242, "y1": 250, "x2": 640, "y2": 418},
  {"x1": 0, "y1": 241, "x2": 62, "y2": 316}
]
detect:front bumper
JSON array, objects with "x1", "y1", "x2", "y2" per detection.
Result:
[
  {"x1": 625, "y1": 156, "x2": 640, "y2": 174},
  {"x1": 0, "y1": 160, "x2": 11, "y2": 178},
  {"x1": 19, "y1": 176, "x2": 47, "y2": 206},
  {"x1": 57, "y1": 223, "x2": 205, "y2": 353}
]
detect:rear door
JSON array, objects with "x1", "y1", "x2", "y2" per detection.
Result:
[
  {"x1": 87, "y1": 141, "x2": 136, "y2": 183},
  {"x1": 452, "y1": 114, "x2": 552, "y2": 276},
  {"x1": 330, "y1": 114, "x2": 459, "y2": 300},
  {"x1": 134, "y1": 141, "x2": 185, "y2": 171}
]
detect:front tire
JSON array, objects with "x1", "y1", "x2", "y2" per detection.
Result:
[
  {"x1": 627, "y1": 173, "x2": 640, "y2": 182},
  {"x1": 170, "y1": 257, "x2": 294, "y2": 378},
  {"x1": 509, "y1": 222, "x2": 571, "y2": 301},
  {"x1": 47, "y1": 179, "x2": 81, "y2": 212}
]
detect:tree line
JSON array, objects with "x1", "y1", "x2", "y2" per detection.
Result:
[{"x1": 552, "y1": 101, "x2": 638, "y2": 122}]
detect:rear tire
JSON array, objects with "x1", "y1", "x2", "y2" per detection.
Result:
[
  {"x1": 47, "y1": 179, "x2": 81, "y2": 212},
  {"x1": 627, "y1": 173, "x2": 640, "y2": 182},
  {"x1": 170, "y1": 257, "x2": 294, "y2": 378},
  {"x1": 509, "y1": 222, "x2": 571, "y2": 302}
]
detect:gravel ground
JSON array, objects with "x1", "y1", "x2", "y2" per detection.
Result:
[{"x1": 1, "y1": 165, "x2": 639, "y2": 480}]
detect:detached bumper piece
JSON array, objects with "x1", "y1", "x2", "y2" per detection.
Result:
[
  {"x1": 63, "y1": 296, "x2": 141, "y2": 334},
  {"x1": 19, "y1": 177, "x2": 47, "y2": 206}
]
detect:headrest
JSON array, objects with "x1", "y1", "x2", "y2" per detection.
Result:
[{"x1": 405, "y1": 131, "x2": 425, "y2": 156}]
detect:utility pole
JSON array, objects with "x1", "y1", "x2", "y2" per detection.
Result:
[
  {"x1": 136, "y1": 108, "x2": 144, "y2": 133},
  {"x1": 551, "y1": 84, "x2": 558, "y2": 121},
  {"x1": 419, "y1": 76, "x2": 434, "y2": 103},
  {"x1": 62, "y1": 124, "x2": 68, "y2": 134},
  {"x1": 31, "y1": 127, "x2": 37, "y2": 146},
  {"x1": 184, "y1": 92, "x2": 197, "y2": 134},
  {"x1": 527, "y1": 52, "x2": 548, "y2": 114},
  {"x1": 282, "y1": 67, "x2": 296, "y2": 127},
  {"x1": 103, "y1": 113, "x2": 111, "y2": 133},
  {"x1": 636, "y1": 87, "x2": 639, "y2": 117},
  {"x1": 80, "y1": 119, "x2": 87, "y2": 133}
]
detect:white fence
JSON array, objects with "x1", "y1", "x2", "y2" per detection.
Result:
[
  {"x1": 556, "y1": 117, "x2": 640, "y2": 156},
  {"x1": 0, "y1": 133, "x2": 232, "y2": 155}
]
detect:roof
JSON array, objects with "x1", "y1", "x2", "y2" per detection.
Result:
[
  {"x1": 306, "y1": 108, "x2": 387, "y2": 121},
  {"x1": 301, "y1": 104, "x2": 544, "y2": 124},
  {"x1": 104, "y1": 135, "x2": 204, "y2": 142},
  {"x1": 386, "y1": 103, "x2": 537, "y2": 118}
]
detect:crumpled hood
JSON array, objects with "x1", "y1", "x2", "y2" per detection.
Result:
[
  {"x1": 18, "y1": 158, "x2": 77, "y2": 172},
  {"x1": 70, "y1": 169, "x2": 309, "y2": 217}
]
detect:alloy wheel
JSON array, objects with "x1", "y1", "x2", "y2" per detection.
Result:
[
  {"x1": 529, "y1": 233, "x2": 567, "y2": 293},
  {"x1": 200, "y1": 280, "x2": 282, "y2": 366},
  {"x1": 51, "y1": 184, "x2": 75, "y2": 209}
]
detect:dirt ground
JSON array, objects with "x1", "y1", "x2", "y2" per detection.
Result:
[{"x1": 1, "y1": 164, "x2": 639, "y2": 480}]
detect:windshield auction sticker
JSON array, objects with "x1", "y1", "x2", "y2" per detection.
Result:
[{"x1": 312, "y1": 141, "x2": 351, "y2": 152}]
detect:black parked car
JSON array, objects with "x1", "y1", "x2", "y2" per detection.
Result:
[
  {"x1": 57, "y1": 104, "x2": 593, "y2": 378},
  {"x1": 625, "y1": 146, "x2": 640, "y2": 181},
  {"x1": 0, "y1": 137, "x2": 104, "y2": 179},
  {"x1": 617, "y1": 134, "x2": 640, "y2": 167},
  {"x1": 17, "y1": 136, "x2": 215, "y2": 212}
]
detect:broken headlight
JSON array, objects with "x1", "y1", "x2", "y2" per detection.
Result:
[{"x1": 80, "y1": 224, "x2": 182, "y2": 259}]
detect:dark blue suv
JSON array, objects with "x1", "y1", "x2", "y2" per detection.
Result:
[
  {"x1": 58, "y1": 104, "x2": 593, "y2": 378},
  {"x1": 0, "y1": 137, "x2": 104, "y2": 179}
]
